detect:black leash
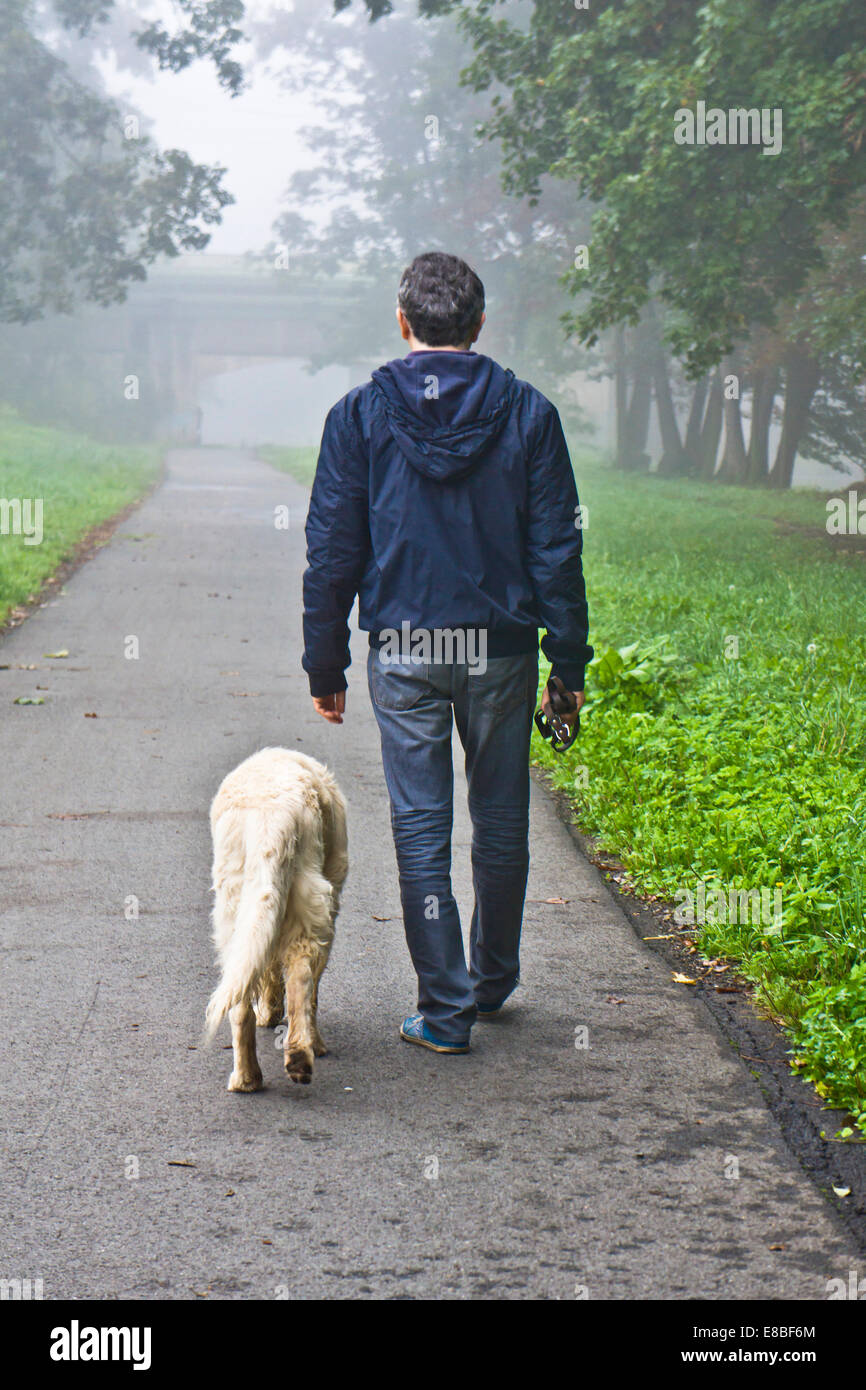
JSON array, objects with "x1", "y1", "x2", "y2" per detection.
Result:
[{"x1": 534, "y1": 676, "x2": 580, "y2": 753}]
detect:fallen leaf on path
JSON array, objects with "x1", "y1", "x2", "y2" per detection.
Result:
[
  {"x1": 44, "y1": 650, "x2": 69, "y2": 659},
  {"x1": 167, "y1": 1160, "x2": 196, "y2": 1168},
  {"x1": 84, "y1": 712, "x2": 98, "y2": 718},
  {"x1": 672, "y1": 972, "x2": 697, "y2": 985},
  {"x1": 372, "y1": 914, "x2": 392, "y2": 922},
  {"x1": 643, "y1": 934, "x2": 675, "y2": 941},
  {"x1": 833, "y1": 1186, "x2": 851, "y2": 1198},
  {"x1": 14, "y1": 696, "x2": 44, "y2": 705},
  {"x1": 768, "y1": 1243, "x2": 786, "y2": 1251},
  {"x1": 605, "y1": 994, "x2": 626, "y2": 1005}
]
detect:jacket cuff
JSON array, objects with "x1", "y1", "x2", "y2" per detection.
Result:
[
  {"x1": 306, "y1": 669, "x2": 348, "y2": 698},
  {"x1": 550, "y1": 662, "x2": 585, "y2": 693}
]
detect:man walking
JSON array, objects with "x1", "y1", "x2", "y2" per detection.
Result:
[{"x1": 302, "y1": 251, "x2": 591, "y2": 1054}]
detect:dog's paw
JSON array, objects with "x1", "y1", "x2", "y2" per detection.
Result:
[
  {"x1": 227, "y1": 1069, "x2": 263, "y2": 1093},
  {"x1": 312, "y1": 1034, "x2": 329, "y2": 1058},
  {"x1": 285, "y1": 1049, "x2": 314, "y2": 1085}
]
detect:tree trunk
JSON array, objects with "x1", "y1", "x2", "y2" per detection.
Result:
[
  {"x1": 624, "y1": 360, "x2": 652, "y2": 470},
  {"x1": 746, "y1": 367, "x2": 779, "y2": 485},
  {"x1": 684, "y1": 375, "x2": 709, "y2": 474},
  {"x1": 653, "y1": 342, "x2": 688, "y2": 475},
  {"x1": 614, "y1": 324, "x2": 651, "y2": 471},
  {"x1": 698, "y1": 369, "x2": 723, "y2": 478},
  {"x1": 716, "y1": 358, "x2": 749, "y2": 483},
  {"x1": 768, "y1": 348, "x2": 820, "y2": 489},
  {"x1": 614, "y1": 325, "x2": 629, "y2": 470}
]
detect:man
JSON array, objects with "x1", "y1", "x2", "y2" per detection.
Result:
[{"x1": 302, "y1": 251, "x2": 591, "y2": 1055}]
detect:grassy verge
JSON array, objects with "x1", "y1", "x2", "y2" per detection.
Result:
[
  {"x1": 535, "y1": 450, "x2": 866, "y2": 1134},
  {"x1": 257, "y1": 445, "x2": 318, "y2": 488},
  {"x1": 0, "y1": 408, "x2": 161, "y2": 627}
]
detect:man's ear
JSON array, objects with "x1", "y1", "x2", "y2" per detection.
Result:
[
  {"x1": 469, "y1": 312, "x2": 486, "y2": 345},
  {"x1": 396, "y1": 307, "x2": 412, "y2": 341}
]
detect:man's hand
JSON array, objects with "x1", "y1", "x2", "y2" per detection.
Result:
[
  {"x1": 542, "y1": 687, "x2": 585, "y2": 727},
  {"x1": 312, "y1": 692, "x2": 346, "y2": 724}
]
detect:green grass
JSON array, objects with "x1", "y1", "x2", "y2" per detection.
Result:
[
  {"x1": 258, "y1": 445, "x2": 318, "y2": 488},
  {"x1": 0, "y1": 408, "x2": 161, "y2": 627},
  {"x1": 535, "y1": 450, "x2": 866, "y2": 1133}
]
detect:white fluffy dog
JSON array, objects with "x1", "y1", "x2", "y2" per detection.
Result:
[{"x1": 204, "y1": 748, "x2": 348, "y2": 1091}]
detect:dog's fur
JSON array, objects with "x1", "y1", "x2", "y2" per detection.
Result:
[{"x1": 205, "y1": 748, "x2": 348, "y2": 1091}]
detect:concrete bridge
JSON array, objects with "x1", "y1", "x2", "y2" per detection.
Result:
[
  {"x1": 0, "y1": 254, "x2": 365, "y2": 444},
  {"x1": 92, "y1": 255, "x2": 364, "y2": 441}
]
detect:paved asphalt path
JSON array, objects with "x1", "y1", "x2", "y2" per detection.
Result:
[{"x1": 0, "y1": 447, "x2": 855, "y2": 1301}]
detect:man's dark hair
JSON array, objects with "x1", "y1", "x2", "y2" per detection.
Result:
[{"x1": 397, "y1": 252, "x2": 485, "y2": 348}]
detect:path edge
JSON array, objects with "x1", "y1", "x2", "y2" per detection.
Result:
[
  {"x1": 0, "y1": 457, "x2": 166, "y2": 642},
  {"x1": 531, "y1": 763, "x2": 866, "y2": 1259}
]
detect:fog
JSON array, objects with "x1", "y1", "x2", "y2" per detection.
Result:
[{"x1": 1, "y1": 0, "x2": 862, "y2": 487}]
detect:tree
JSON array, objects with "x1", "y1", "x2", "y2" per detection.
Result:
[
  {"x1": 253, "y1": 0, "x2": 599, "y2": 420},
  {"x1": 0, "y1": 0, "x2": 245, "y2": 323},
  {"x1": 368, "y1": 0, "x2": 866, "y2": 486},
  {"x1": 405, "y1": 0, "x2": 866, "y2": 378}
]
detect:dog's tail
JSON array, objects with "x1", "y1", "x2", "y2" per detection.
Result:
[{"x1": 204, "y1": 809, "x2": 295, "y2": 1040}]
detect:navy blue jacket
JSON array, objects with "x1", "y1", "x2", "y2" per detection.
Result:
[{"x1": 302, "y1": 349, "x2": 592, "y2": 697}]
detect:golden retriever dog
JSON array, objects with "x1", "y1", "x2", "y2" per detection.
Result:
[{"x1": 204, "y1": 748, "x2": 348, "y2": 1091}]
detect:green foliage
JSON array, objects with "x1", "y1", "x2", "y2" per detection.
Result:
[
  {"x1": 792, "y1": 965, "x2": 866, "y2": 1118},
  {"x1": 533, "y1": 449, "x2": 866, "y2": 1130},
  {"x1": 0, "y1": 0, "x2": 238, "y2": 323},
  {"x1": 403, "y1": 0, "x2": 866, "y2": 377},
  {"x1": 0, "y1": 407, "x2": 160, "y2": 623},
  {"x1": 583, "y1": 637, "x2": 684, "y2": 716},
  {"x1": 135, "y1": 0, "x2": 246, "y2": 95}
]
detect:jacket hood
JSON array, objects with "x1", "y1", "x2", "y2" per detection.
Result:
[{"x1": 371, "y1": 350, "x2": 514, "y2": 482}]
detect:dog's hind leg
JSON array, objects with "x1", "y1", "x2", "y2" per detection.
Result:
[
  {"x1": 310, "y1": 951, "x2": 332, "y2": 1057},
  {"x1": 283, "y1": 946, "x2": 315, "y2": 1084},
  {"x1": 283, "y1": 861, "x2": 337, "y2": 1083},
  {"x1": 227, "y1": 1000, "x2": 263, "y2": 1092},
  {"x1": 254, "y1": 968, "x2": 284, "y2": 1028}
]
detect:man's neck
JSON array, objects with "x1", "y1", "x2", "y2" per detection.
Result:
[{"x1": 407, "y1": 343, "x2": 473, "y2": 353}]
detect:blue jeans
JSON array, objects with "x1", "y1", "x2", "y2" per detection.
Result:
[{"x1": 367, "y1": 647, "x2": 539, "y2": 1043}]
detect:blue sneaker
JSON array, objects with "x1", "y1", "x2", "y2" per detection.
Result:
[{"x1": 399, "y1": 1014, "x2": 470, "y2": 1054}]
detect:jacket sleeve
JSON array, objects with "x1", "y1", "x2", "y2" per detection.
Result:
[
  {"x1": 301, "y1": 397, "x2": 371, "y2": 697},
  {"x1": 525, "y1": 401, "x2": 593, "y2": 692}
]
